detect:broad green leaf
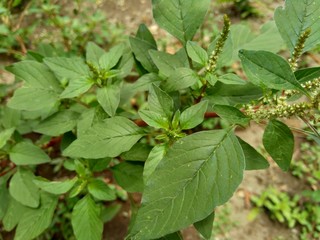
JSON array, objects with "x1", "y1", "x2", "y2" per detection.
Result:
[
  {"x1": 186, "y1": 41, "x2": 208, "y2": 66},
  {"x1": 263, "y1": 120, "x2": 294, "y2": 171},
  {"x1": 237, "y1": 137, "x2": 269, "y2": 170},
  {"x1": 149, "y1": 50, "x2": 186, "y2": 77},
  {"x1": 121, "y1": 143, "x2": 153, "y2": 162},
  {"x1": 131, "y1": 73, "x2": 162, "y2": 92},
  {"x1": 34, "y1": 110, "x2": 80, "y2": 136},
  {"x1": 86, "y1": 42, "x2": 105, "y2": 66},
  {"x1": 212, "y1": 105, "x2": 250, "y2": 126},
  {"x1": 274, "y1": 0, "x2": 320, "y2": 53},
  {"x1": 33, "y1": 177, "x2": 78, "y2": 195},
  {"x1": 99, "y1": 44, "x2": 124, "y2": 70},
  {"x1": 162, "y1": 68, "x2": 199, "y2": 92},
  {"x1": 136, "y1": 24, "x2": 157, "y2": 49},
  {"x1": 2, "y1": 197, "x2": 28, "y2": 231},
  {"x1": 9, "y1": 141, "x2": 50, "y2": 165},
  {"x1": 64, "y1": 116, "x2": 144, "y2": 159},
  {"x1": 194, "y1": 211, "x2": 215, "y2": 240},
  {"x1": 87, "y1": 179, "x2": 116, "y2": 201},
  {"x1": 180, "y1": 101, "x2": 208, "y2": 130},
  {"x1": 143, "y1": 144, "x2": 167, "y2": 182},
  {"x1": 239, "y1": 50, "x2": 307, "y2": 93},
  {"x1": 60, "y1": 76, "x2": 93, "y2": 98},
  {"x1": 101, "y1": 204, "x2": 122, "y2": 223},
  {"x1": 14, "y1": 192, "x2": 58, "y2": 240},
  {"x1": 88, "y1": 158, "x2": 112, "y2": 172},
  {"x1": 72, "y1": 195, "x2": 103, "y2": 240},
  {"x1": 295, "y1": 67, "x2": 320, "y2": 83},
  {"x1": 128, "y1": 130, "x2": 245, "y2": 239},
  {"x1": 0, "y1": 178, "x2": 9, "y2": 220},
  {"x1": 230, "y1": 21, "x2": 284, "y2": 61},
  {"x1": 112, "y1": 162, "x2": 144, "y2": 193},
  {"x1": 206, "y1": 82, "x2": 263, "y2": 105},
  {"x1": 9, "y1": 168, "x2": 40, "y2": 208},
  {"x1": 5, "y1": 61, "x2": 62, "y2": 92},
  {"x1": 148, "y1": 84, "x2": 174, "y2": 120},
  {"x1": 118, "y1": 51, "x2": 135, "y2": 78},
  {"x1": 77, "y1": 108, "x2": 95, "y2": 138},
  {"x1": 97, "y1": 84, "x2": 121, "y2": 117},
  {"x1": 1, "y1": 107, "x2": 21, "y2": 129},
  {"x1": 129, "y1": 24, "x2": 158, "y2": 73},
  {"x1": 8, "y1": 87, "x2": 59, "y2": 111},
  {"x1": 218, "y1": 73, "x2": 246, "y2": 85},
  {"x1": 159, "y1": 232, "x2": 183, "y2": 240},
  {"x1": 152, "y1": 0, "x2": 210, "y2": 45},
  {"x1": 0, "y1": 127, "x2": 15, "y2": 149},
  {"x1": 139, "y1": 110, "x2": 170, "y2": 129},
  {"x1": 44, "y1": 57, "x2": 90, "y2": 79}
]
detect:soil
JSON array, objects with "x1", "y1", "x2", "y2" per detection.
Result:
[{"x1": 0, "y1": 0, "x2": 313, "y2": 239}]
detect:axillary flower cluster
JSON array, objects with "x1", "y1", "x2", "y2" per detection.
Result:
[
  {"x1": 243, "y1": 28, "x2": 320, "y2": 123},
  {"x1": 243, "y1": 77, "x2": 320, "y2": 123}
]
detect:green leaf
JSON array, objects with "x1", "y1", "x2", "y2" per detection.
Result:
[
  {"x1": 0, "y1": 127, "x2": 15, "y2": 149},
  {"x1": 34, "y1": 110, "x2": 80, "y2": 136},
  {"x1": 186, "y1": 41, "x2": 208, "y2": 66},
  {"x1": 14, "y1": 192, "x2": 58, "y2": 240},
  {"x1": 136, "y1": 24, "x2": 157, "y2": 49},
  {"x1": 148, "y1": 84, "x2": 174, "y2": 120},
  {"x1": 0, "y1": 178, "x2": 9, "y2": 220},
  {"x1": 97, "y1": 83, "x2": 121, "y2": 117},
  {"x1": 44, "y1": 57, "x2": 90, "y2": 79},
  {"x1": 72, "y1": 195, "x2": 103, "y2": 240},
  {"x1": 2, "y1": 197, "x2": 28, "y2": 231},
  {"x1": 274, "y1": 0, "x2": 320, "y2": 53},
  {"x1": 180, "y1": 101, "x2": 208, "y2": 130},
  {"x1": 295, "y1": 67, "x2": 320, "y2": 83},
  {"x1": 152, "y1": 0, "x2": 210, "y2": 45},
  {"x1": 230, "y1": 21, "x2": 284, "y2": 61},
  {"x1": 237, "y1": 137, "x2": 269, "y2": 170},
  {"x1": 99, "y1": 44, "x2": 124, "y2": 70},
  {"x1": 64, "y1": 116, "x2": 144, "y2": 159},
  {"x1": 139, "y1": 110, "x2": 170, "y2": 129},
  {"x1": 194, "y1": 211, "x2": 215, "y2": 240},
  {"x1": 212, "y1": 104, "x2": 250, "y2": 126},
  {"x1": 159, "y1": 232, "x2": 183, "y2": 240},
  {"x1": 128, "y1": 130, "x2": 245, "y2": 239},
  {"x1": 218, "y1": 73, "x2": 246, "y2": 85},
  {"x1": 9, "y1": 141, "x2": 50, "y2": 165},
  {"x1": 121, "y1": 143, "x2": 153, "y2": 162},
  {"x1": 33, "y1": 177, "x2": 78, "y2": 195},
  {"x1": 162, "y1": 68, "x2": 199, "y2": 92},
  {"x1": 1, "y1": 107, "x2": 21, "y2": 129},
  {"x1": 87, "y1": 179, "x2": 117, "y2": 201},
  {"x1": 239, "y1": 50, "x2": 307, "y2": 93},
  {"x1": 60, "y1": 77, "x2": 93, "y2": 98},
  {"x1": 149, "y1": 50, "x2": 186, "y2": 77},
  {"x1": 143, "y1": 144, "x2": 167, "y2": 182},
  {"x1": 101, "y1": 204, "x2": 122, "y2": 223},
  {"x1": 129, "y1": 24, "x2": 158, "y2": 73},
  {"x1": 77, "y1": 108, "x2": 95, "y2": 138},
  {"x1": 9, "y1": 168, "x2": 40, "y2": 208},
  {"x1": 131, "y1": 73, "x2": 162, "y2": 92},
  {"x1": 112, "y1": 162, "x2": 144, "y2": 193},
  {"x1": 263, "y1": 120, "x2": 294, "y2": 171},
  {"x1": 86, "y1": 42, "x2": 105, "y2": 66},
  {"x1": 8, "y1": 87, "x2": 59, "y2": 111},
  {"x1": 5, "y1": 61, "x2": 62, "y2": 92}
]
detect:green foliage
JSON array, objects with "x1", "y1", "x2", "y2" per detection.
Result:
[
  {"x1": 251, "y1": 141, "x2": 320, "y2": 239},
  {"x1": 0, "y1": 0, "x2": 125, "y2": 57},
  {"x1": 1, "y1": 0, "x2": 320, "y2": 239}
]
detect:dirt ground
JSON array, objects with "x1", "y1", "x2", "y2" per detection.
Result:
[{"x1": 0, "y1": 0, "x2": 311, "y2": 239}]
